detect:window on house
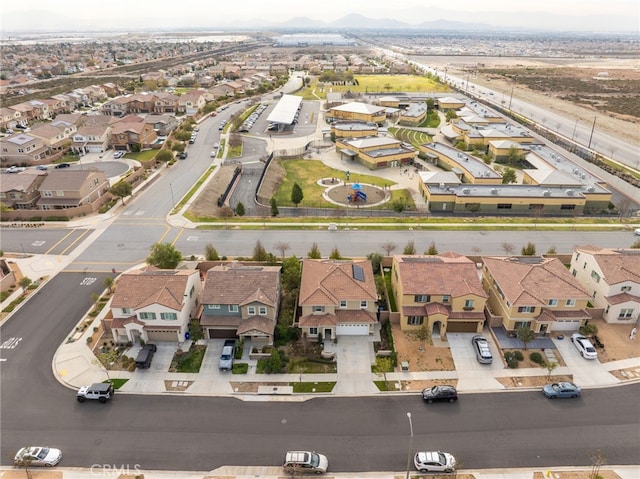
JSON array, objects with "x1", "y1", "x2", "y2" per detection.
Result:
[
  {"x1": 190, "y1": 285, "x2": 195, "y2": 297},
  {"x1": 339, "y1": 300, "x2": 347, "y2": 308},
  {"x1": 407, "y1": 316, "x2": 424, "y2": 325},
  {"x1": 160, "y1": 312, "x2": 177, "y2": 320},
  {"x1": 122, "y1": 308, "x2": 132, "y2": 315},
  {"x1": 229, "y1": 305, "x2": 238, "y2": 313},
  {"x1": 208, "y1": 304, "x2": 220, "y2": 310},
  {"x1": 572, "y1": 269, "x2": 577, "y2": 277},
  {"x1": 619, "y1": 309, "x2": 634, "y2": 319},
  {"x1": 56, "y1": 191, "x2": 64, "y2": 196},
  {"x1": 248, "y1": 306, "x2": 256, "y2": 315},
  {"x1": 621, "y1": 286, "x2": 631, "y2": 292},
  {"x1": 560, "y1": 204, "x2": 576, "y2": 210},
  {"x1": 517, "y1": 306, "x2": 535, "y2": 313},
  {"x1": 313, "y1": 305, "x2": 325, "y2": 313},
  {"x1": 43, "y1": 191, "x2": 52, "y2": 197},
  {"x1": 514, "y1": 321, "x2": 530, "y2": 330},
  {"x1": 566, "y1": 299, "x2": 576, "y2": 306},
  {"x1": 309, "y1": 327, "x2": 318, "y2": 335},
  {"x1": 139, "y1": 312, "x2": 156, "y2": 320},
  {"x1": 464, "y1": 299, "x2": 475, "y2": 309},
  {"x1": 360, "y1": 300, "x2": 367, "y2": 309},
  {"x1": 497, "y1": 203, "x2": 512, "y2": 209},
  {"x1": 442, "y1": 295, "x2": 450, "y2": 303},
  {"x1": 414, "y1": 295, "x2": 430, "y2": 303},
  {"x1": 547, "y1": 299, "x2": 558, "y2": 307},
  {"x1": 591, "y1": 271, "x2": 601, "y2": 283},
  {"x1": 259, "y1": 307, "x2": 267, "y2": 315}
]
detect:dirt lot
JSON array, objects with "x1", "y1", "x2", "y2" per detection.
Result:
[{"x1": 533, "y1": 471, "x2": 621, "y2": 479}]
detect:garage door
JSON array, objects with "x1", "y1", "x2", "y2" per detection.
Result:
[
  {"x1": 146, "y1": 329, "x2": 178, "y2": 342},
  {"x1": 551, "y1": 320, "x2": 581, "y2": 332},
  {"x1": 447, "y1": 321, "x2": 480, "y2": 333},
  {"x1": 336, "y1": 324, "x2": 369, "y2": 336},
  {"x1": 208, "y1": 328, "x2": 237, "y2": 339}
]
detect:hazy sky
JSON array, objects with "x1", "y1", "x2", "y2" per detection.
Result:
[{"x1": 3, "y1": 0, "x2": 639, "y2": 31}]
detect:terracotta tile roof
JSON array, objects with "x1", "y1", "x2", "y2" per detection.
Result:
[
  {"x1": 110, "y1": 316, "x2": 145, "y2": 328},
  {"x1": 576, "y1": 247, "x2": 640, "y2": 285},
  {"x1": 335, "y1": 309, "x2": 377, "y2": 324},
  {"x1": 298, "y1": 313, "x2": 338, "y2": 328},
  {"x1": 606, "y1": 292, "x2": 640, "y2": 305},
  {"x1": 111, "y1": 269, "x2": 198, "y2": 310},
  {"x1": 537, "y1": 308, "x2": 591, "y2": 322},
  {"x1": 394, "y1": 253, "x2": 487, "y2": 298},
  {"x1": 425, "y1": 302, "x2": 451, "y2": 315},
  {"x1": 202, "y1": 265, "x2": 280, "y2": 306},
  {"x1": 39, "y1": 169, "x2": 104, "y2": 191},
  {"x1": 0, "y1": 170, "x2": 45, "y2": 192},
  {"x1": 237, "y1": 316, "x2": 275, "y2": 335},
  {"x1": 200, "y1": 315, "x2": 241, "y2": 327},
  {"x1": 483, "y1": 256, "x2": 590, "y2": 306},
  {"x1": 299, "y1": 259, "x2": 377, "y2": 306},
  {"x1": 447, "y1": 311, "x2": 485, "y2": 320}
]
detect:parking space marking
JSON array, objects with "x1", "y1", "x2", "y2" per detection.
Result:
[{"x1": 187, "y1": 236, "x2": 199, "y2": 241}]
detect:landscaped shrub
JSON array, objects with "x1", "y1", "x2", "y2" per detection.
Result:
[
  {"x1": 504, "y1": 351, "x2": 519, "y2": 368},
  {"x1": 514, "y1": 350, "x2": 524, "y2": 361},
  {"x1": 530, "y1": 352, "x2": 545, "y2": 364}
]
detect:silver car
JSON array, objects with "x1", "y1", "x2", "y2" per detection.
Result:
[
  {"x1": 14, "y1": 446, "x2": 62, "y2": 466},
  {"x1": 472, "y1": 335, "x2": 493, "y2": 364}
]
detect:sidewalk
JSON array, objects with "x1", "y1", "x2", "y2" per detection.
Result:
[{"x1": 2, "y1": 465, "x2": 639, "y2": 479}]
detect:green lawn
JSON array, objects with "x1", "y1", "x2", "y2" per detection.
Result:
[
  {"x1": 273, "y1": 159, "x2": 396, "y2": 208},
  {"x1": 388, "y1": 127, "x2": 432, "y2": 149},
  {"x1": 288, "y1": 359, "x2": 337, "y2": 374},
  {"x1": 291, "y1": 381, "x2": 336, "y2": 393},
  {"x1": 108, "y1": 378, "x2": 129, "y2": 389},
  {"x1": 127, "y1": 149, "x2": 157, "y2": 162},
  {"x1": 170, "y1": 345, "x2": 207, "y2": 373}
]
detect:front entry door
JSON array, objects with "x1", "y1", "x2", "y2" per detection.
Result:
[{"x1": 324, "y1": 328, "x2": 332, "y2": 339}]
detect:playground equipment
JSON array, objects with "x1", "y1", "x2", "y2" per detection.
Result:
[{"x1": 347, "y1": 183, "x2": 367, "y2": 203}]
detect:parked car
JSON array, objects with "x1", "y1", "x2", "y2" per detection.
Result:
[
  {"x1": 283, "y1": 450, "x2": 328, "y2": 474},
  {"x1": 471, "y1": 335, "x2": 493, "y2": 364},
  {"x1": 113, "y1": 150, "x2": 125, "y2": 159},
  {"x1": 6, "y1": 166, "x2": 26, "y2": 173},
  {"x1": 421, "y1": 385, "x2": 458, "y2": 403},
  {"x1": 414, "y1": 451, "x2": 456, "y2": 473},
  {"x1": 634, "y1": 228, "x2": 640, "y2": 236},
  {"x1": 54, "y1": 163, "x2": 71, "y2": 169},
  {"x1": 35, "y1": 165, "x2": 48, "y2": 170},
  {"x1": 179, "y1": 151, "x2": 188, "y2": 160},
  {"x1": 135, "y1": 343, "x2": 157, "y2": 369},
  {"x1": 14, "y1": 446, "x2": 62, "y2": 467},
  {"x1": 571, "y1": 333, "x2": 598, "y2": 359},
  {"x1": 76, "y1": 382, "x2": 114, "y2": 403},
  {"x1": 542, "y1": 382, "x2": 581, "y2": 399},
  {"x1": 218, "y1": 339, "x2": 236, "y2": 371}
]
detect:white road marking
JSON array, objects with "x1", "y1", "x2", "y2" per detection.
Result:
[
  {"x1": 80, "y1": 277, "x2": 97, "y2": 286},
  {"x1": 0, "y1": 337, "x2": 22, "y2": 349}
]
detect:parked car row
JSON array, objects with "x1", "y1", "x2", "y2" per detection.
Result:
[{"x1": 238, "y1": 103, "x2": 268, "y2": 133}]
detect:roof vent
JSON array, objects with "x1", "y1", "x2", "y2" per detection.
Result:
[
  {"x1": 566, "y1": 189, "x2": 574, "y2": 196},
  {"x1": 543, "y1": 190, "x2": 551, "y2": 197},
  {"x1": 490, "y1": 188, "x2": 498, "y2": 195},
  {"x1": 462, "y1": 188, "x2": 471, "y2": 194}
]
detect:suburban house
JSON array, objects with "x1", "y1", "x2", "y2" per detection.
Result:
[
  {"x1": 391, "y1": 253, "x2": 488, "y2": 335},
  {"x1": 109, "y1": 116, "x2": 158, "y2": 151},
  {"x1": 482, "y1": 256, "x2": 592, "y2": 334},
  {"x1": 29, "y1": 121, "x2": 77, "y2": 151},
  {"x1": 0, "y1": 133, "x2": 52, "y2": 167},
  {"x1": 0, "y1": 107, "x2": 27, "y2": 130},
  {"x1": 144, "y1": 114, "x2": 179, "y2": 136},
  {"x1": 71, "y1": 124, "x2": 111, "y2": 154},
  {"x1": 570, "y1": 245, "x2": 640, "y2": 324},
  {"x1": 107, "y1": 268, "x2": 202, "y2": 344},
  {"x1": 297, "y1": 259, "x2": 378, "y2": 339},
  {"x1": 37, "y1": 169, "x2": 110, "y2": 210},
  {"x1": 199, "y1": 264, "x2": 281, "y2": 346},
  {"x1": 0, "y1": 170, "x2": 47, "y2": 209},
  {"x1": 178, "y1": 89, "x2": 207, "y2": 115}
]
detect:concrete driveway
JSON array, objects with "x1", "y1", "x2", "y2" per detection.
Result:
[
  {"x1": 329, "y1": 336, "x2": 379, "y2": 395},
  {"x1": 447, "y1": 332, "x2": 505, "y2": 391},
  {"x1": 553, "y1": 336, "x2": 617, "y2": 386}
]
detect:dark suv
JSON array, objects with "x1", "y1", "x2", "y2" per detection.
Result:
[
  {"x1": 135, "y1": 343, "x2": 157, "y2": 369},
  {"x1": 422, "y1": 385, "x2": 458, "y2": 403}
]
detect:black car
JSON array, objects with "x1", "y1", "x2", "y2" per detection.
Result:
[
  {"x1": 178, "y1": 152, "x2": 188, "y2": 160},
  {"x1": 54, "y1": 163, "x2": 71, "y2": 169},
  {"x1": 421, "y1": 385, "x2": 458, "y2": 403}
]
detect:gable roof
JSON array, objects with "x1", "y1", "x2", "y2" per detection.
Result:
[
  {"x1": 299, "y1": 259, "x2": 377, "y2": 306},
  {"x1": 111, "y1": 269, "x2": 198, "y2": 311},
  {"x1": 202, "y1": 265, "x2": 280, "y2": 306},
  {"x1": 575, "y1": 246, "x2": 640, "y2": 285},
  {"x1": 38, "y1": 169, "x2": 105, "y2": 191},
  {"x1": 483, "y1": 256, "x2": 590, "y2": 306},
  {"x1": 394, "y1": 253, "x2": 487, "y2": 298}
]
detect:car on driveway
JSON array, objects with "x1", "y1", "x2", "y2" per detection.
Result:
[
  {"x1": 542, "y1": 382, "x2": 581, "y2": 399},
  {"x1": 422, "y1": 385, "x2": 458, "y2": 403},
  {"x1": 471, "y1": 335, "x2": 493, "y2": 364},
  {"x1": 414, "y1": 451, "x2": 456, "y2": 473},
  {"x1": 571, "y1": 333, "x2": 598, "y2": 359},
  {"x1": 113, "y1": 150, "x2": 125, "y2": 159},
  {"x1": 14, "y1": 446, "x2": 62, "y2": 466}
]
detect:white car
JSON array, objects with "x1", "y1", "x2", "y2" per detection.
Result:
[
  {"x1": 6, "y1": 166, "x2": 26, "y2": 173},
  {"x1": 414, "y1": 451, "x2": 456, "y2": 473},
  {"x1": 634, "y1": 228, "x2": 640, "y2": 236},
  {"x1": 571, "y1": 333, "x2": 598, "y2": 360},
  {"x1": 283, "y1": 450, "x2": 328, "y2": 474},
  {"x1": 14, "y1": 446, "x2": 62, "y2": 466},
  {"x1": 113, "y1": 151, "x2": 124, "y2": 159}
]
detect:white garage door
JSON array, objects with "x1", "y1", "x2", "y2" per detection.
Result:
[
  {"x1": 336, "y1": 324, "x2": 369, "y2": 336},
  {"x1": 550, "y1": 320, "x2": 582, "y2": 332},
  {"x1": 87, "y1": 146, "x2": 103, "y2": 153}
]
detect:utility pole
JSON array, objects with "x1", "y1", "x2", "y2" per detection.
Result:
[{"x1": 588, "y1": 116, "x2": 597, "y2": 149}]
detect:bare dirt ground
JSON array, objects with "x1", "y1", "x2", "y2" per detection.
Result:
[
  {"x1": 533, "y1": 471, "x2": 621, "y2": 479},
  {"x1": 189, "y1": 164, "x2": 237, "y2": 220},
  {"x1": 1, "y1": 473, "x2": 63, "y2": 479},
  {"x1": 419, "y1": 55, "x2": 640, "y2": 146}
]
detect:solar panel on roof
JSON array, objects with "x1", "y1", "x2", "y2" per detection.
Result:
[{"x1": 352, "y1": 264, "x2": 365, "y2": 282}]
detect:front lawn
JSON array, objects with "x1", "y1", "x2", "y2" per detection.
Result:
[
  {"x1": 291, "y1": 382, "x2": 336, "y2": 393},
  {"x1": 169, "y1": 345, "x2": 207, "y2": 373}
]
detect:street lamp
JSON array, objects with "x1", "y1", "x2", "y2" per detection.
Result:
[
  {"x1": 169, "y1": 183, "x2": 176, "y2": 210},
  {"x1": 405, "y1": 412, "x2": 414, "y2": 479}
]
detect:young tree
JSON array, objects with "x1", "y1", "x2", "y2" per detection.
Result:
[
  {"x1": 546, "y1": 245, "x2": 557, "y2": 254},
  {"x1": 367, "y1": 252, "x2": 383, "y2": 274},
  {"x1": 218, "y1": 206, "x2": 235, "y2": 228},
  {"x1": 270, "y1": 197, "x2": 279, "y2": 217},
  {"x1": 425, "y1": 241, "x2": 438, "y2": 255},
  {"x1": 147, "y1": 242, "x2": 182, "y2": 269},
  {"x1": 501, "y1": 242, "x2": 515, "y2": 255},
  {"x1": 155, "y1": 149, "x2": 174, "y2": 164},
  {"x1": 110, "y1": 181, "x2": 133, "y2": 205},
  {"x1": 579, "y1": 322, "x2": 598, "y2": 338},
  {"x1": 410, "y1": 324, "x2": 431, "y2": 352},
  {"x1": 204, "y1": 242, "x2": 220, "y2": 261},
  {"x1": 381, "y1": 241, "x2": 397, "y2": 256},
  {"x1": 521, "y1": 242, "x2": 537, "y2": 256},
  {"x1": 516, "y1": 325, "x2": 535, "y2": 350},
  {"x1": 329, "y1": 246, "x2": 342, "y2": 260},
  {"x1": 274, "y1": 241, "x2": 291, "y2": 261},
  {"x1": 252, "y1": 240, "x2": 268, "y2": 262},
  {"x1": 403, "y1": 240, "x2": 417, "y2": 255},
  {"x1": 307, "y1": 242, "x2": 322, "y2": 259},
  {"x1": 235, "y1": 202, "x2": 245, "y2": 216},
  {"x1": 544, "y1": 361, "x2": 558, "y2": 381},
  {"x1": 19, "y1": 276, "x2": 33, "y2": 296},
  {"x1": 291, "y1": 182, "x2": 304, "y2": 207},
  {"x1": 501, "y1": 167, "x2": 517, "y2": 184},
  {"x1": 103, "y1": 276, "x2": 114, "y2": 294}
]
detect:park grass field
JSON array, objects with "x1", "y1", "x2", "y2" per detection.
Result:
[{"x1": 297, "y1": 74, "x2": 451, "y2": 100}]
